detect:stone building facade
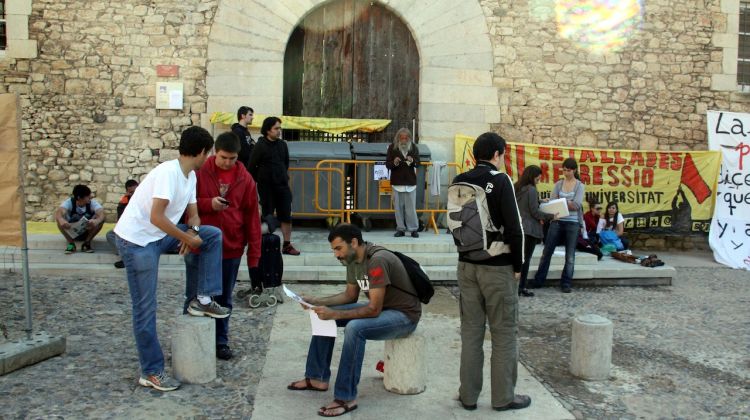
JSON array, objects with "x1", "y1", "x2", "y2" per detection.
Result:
[{"x1": 0, "y1": 0, "x2": 747, "y2": 244}]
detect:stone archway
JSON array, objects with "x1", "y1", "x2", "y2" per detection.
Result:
[{"x1": 207, "y1": 0, "x2": 499, "y2": 162}]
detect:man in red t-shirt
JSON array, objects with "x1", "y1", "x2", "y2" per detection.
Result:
[{"x1": 184, "y1": 132, "x2": 261, "y2": 360}]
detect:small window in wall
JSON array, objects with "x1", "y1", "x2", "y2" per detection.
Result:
[
  {"x1": 739, "y1": 2, "x2": 750, "y2": 89},
  {"x1": 0, "y1": 1, "x2": 6, "y2": 51}
]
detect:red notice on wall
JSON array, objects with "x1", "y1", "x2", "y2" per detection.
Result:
[{"x1": 156, "y1": 65, "x2": 179, "y2": 77}]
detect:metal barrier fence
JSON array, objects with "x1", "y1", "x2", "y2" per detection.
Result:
[
  {"x1": 288, "y1": 166, "x2": 346, "y2": 223},
  {"x1": 288, "y1": 159, "x2": 459, "y2": 234}
]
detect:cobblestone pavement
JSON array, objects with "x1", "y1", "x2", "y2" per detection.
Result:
[
  {"x1": 0, "y1": 273, "x2": 275, "y2": 418},
  {"x1": 453, "y1": 265, "x2": 750, "y2": 419},
  {"x1": 1, "y1": 264, "x2": 749, "y2": 419}
]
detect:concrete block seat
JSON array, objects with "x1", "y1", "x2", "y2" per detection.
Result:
[{"x1": 383, "y1": 328, "x2": 426, "y2": 395}]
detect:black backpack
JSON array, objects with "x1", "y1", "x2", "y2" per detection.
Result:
[
  {"x1": 376, "y1": 249, "x2": 434, "y2": 304},
  {"x1": 250, "y1": 233, "x2": 283, "y2": 290}
]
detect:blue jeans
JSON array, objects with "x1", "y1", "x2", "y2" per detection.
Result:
[
  {"x1": 304, "y1": 303, "x2": 418, "y2": 401},
  {"x1": 533, "y1": 221, "x2": 579, "y2": 289},
  {"x1": 116, "y1": 224, "x2": 223, "y2": 376},
  {"x1": 184, "y1": 256, "x2": 241, "y2": 346}
]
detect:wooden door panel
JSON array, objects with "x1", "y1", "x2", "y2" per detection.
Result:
[{"x1": 284, "y1": 0, "x2": 419, "y2": 140}]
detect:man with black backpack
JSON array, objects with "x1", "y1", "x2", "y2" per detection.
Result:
[
  {"x1": 449, "y1": 132, "x2": 530, "y2": 412},
  {"x1": 286, "y1": 223, "x2": 422, "y2": 417},
  {"x1": 55, "y1": 184, "x2": 106, "y2": 254}
]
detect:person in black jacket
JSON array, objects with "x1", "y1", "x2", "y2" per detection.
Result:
[
  {"x1": 452, "y1": 132, "x2": 530, "y2": 413},
  {"x1": 385, "y1": 128, "x2": 421, "y2": 238},
  {"x1": 247, "y1": 116, "x2": 300, "y2": 255},
  {"x1": 231, "y1": 106, "x2": 255, "y2": 169}
]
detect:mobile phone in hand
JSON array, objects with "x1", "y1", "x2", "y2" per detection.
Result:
[{"x1": 219, "y1": 198, "x2": 230, "y2": 205}]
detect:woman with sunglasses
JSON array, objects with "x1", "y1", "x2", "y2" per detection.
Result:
[
  {"x1": 597, "y1": 201, "x2": 630, "y2": 250},
  {"x1": 515, "y1": 165, "x2": 556, "y2": 297},
  {"x1": 532, "y1": 158, "x2": 585, "y2": 293}
]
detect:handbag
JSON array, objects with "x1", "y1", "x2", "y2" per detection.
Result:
[{"x1": 599, "y1": 230, "x2": 624, "y2": 251}]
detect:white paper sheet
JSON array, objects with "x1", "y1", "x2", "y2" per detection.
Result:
[
  {"x1": 283, "y1": 285, "x2": 314, "y2": 308},
  {"x1": 539, "y1": 198, "x2": 569, "y2": 218},
  {"x1": 308, "y1": 310, "x2": 338, "y2": 337},
  {"x1": 168, "y1": 90, "x2": 183, "y2": 109}
]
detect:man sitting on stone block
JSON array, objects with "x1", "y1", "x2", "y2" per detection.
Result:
[
  {"x1": 286, "y1": 223, "x2": 421, "y2": 417},
  {"x1": 55, "y1": 184, "x2": 106, "y2": 254},
  {"x1": 106, "y1": 179, "x2": 138, "y2": 268},
  {"x1": 114, "y1": 126, "x2": 231, "y2": 392}
]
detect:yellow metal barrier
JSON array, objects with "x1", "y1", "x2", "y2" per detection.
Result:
[
  {"x1": 288, "y1": 166, "x2": 346, "y2": 224},
  {"x1": 310, "y1": 159, "x2": 460, "y2": 234}
]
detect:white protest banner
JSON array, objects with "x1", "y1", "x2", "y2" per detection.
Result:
[{"x1": 706, "y1": 110, "x2": 750, "y2": 270}]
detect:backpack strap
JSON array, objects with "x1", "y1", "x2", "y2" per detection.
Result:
[
  {"x1": 68, "y1": 197, "x2": 76, "y2": 219},
  {"x1": 372, "y1": 249, "x2": 419, "y2": 299},
  {"x1": 70, "y1": 197, "x2": 95, "y2": 219}
]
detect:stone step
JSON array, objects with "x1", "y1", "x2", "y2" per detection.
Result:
[
  {"x1": 8, "y1": 230, "x2": 673, "y2": 287},
  {"x1": 5, "y1": 261, "x2": 674, "y2": 286},
  {"x1": 21, "y1": 234, "x2": 461, "y2": 254},
  {"x1": 0, "y1": 247, "x2": 599, "y2": 267}
]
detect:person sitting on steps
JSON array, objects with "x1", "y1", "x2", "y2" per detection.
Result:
[{"x1": 55, "y1": 184, "x2": 106, "y2": 254}]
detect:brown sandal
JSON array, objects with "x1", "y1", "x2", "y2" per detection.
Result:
[
  {"x1": 287, "y1": 378, "x2": 328, "y2": 392},
  {"x1": 318, "y1": 399, "x2": 358, "y2": 417}
]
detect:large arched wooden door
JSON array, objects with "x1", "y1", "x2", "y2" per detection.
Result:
[{"x1": 283, "y1": 0, "x2": 419, "y2": 142}]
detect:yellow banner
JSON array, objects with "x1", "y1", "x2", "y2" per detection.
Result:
[
  {"x1": 209, "y1": 113, "x2": 391, "y2": 135},
  {"x1": 455, "y1": 134, "x2": 721, "y2": 234}
]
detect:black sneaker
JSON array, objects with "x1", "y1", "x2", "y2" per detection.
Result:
[
  {"x1": 217, "y1": 344, "x2": 233, "y2": 360},
  {"x1": 411, "y1": 231, "x2": 419, "y2": 238},
  {"x1": 394, "y1": 231, "x2": 405, "y2": 237},
  {"x1": 114, "y1": 260, "x2": 125, "y2": 269},
  {"x1": 458, "y1": 397, "x2": 477, "y2": 411},
  {"x1": 562, "y1": 287, "x2": 572, "y2": 293}
]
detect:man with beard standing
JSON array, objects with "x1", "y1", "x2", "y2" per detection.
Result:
[
  {"x1": 386, "y1": 128, "x2": 421, "y2": 238},
  {"x1": 286, "y1": 223, "x2": 421, "y2": 417}
]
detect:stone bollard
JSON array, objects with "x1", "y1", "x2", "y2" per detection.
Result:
[
  {"x1": 570, "y1": 314, "x2": 613, "y2": 380},
  {"x1": 172, "y1": 315, "x2": 216, "y2": 384},
  {"x1": 383, "y1": 329, "x2": 426, "y2": 395}
]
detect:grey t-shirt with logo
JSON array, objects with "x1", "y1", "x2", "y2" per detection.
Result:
[{"x1": 345, "y1": 243, "x2": 422, "y2": 323}]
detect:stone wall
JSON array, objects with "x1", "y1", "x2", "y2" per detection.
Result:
[
  {"x1": 3, "y1": 0, "x2": 750, "y2": 233},
  {"x1": 480, "y1": 0, "x2": 750, "y2": 150},
  {"x1": 0, "y1": 0, "x2": 217, "y2": 221}
]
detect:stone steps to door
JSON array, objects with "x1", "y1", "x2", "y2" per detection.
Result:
[{"x1": 2, "y1": 230, "x2": 674, "y2": 286}]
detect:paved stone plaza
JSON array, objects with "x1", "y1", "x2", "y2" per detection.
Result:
[{"x1": 0, "y1": 251, "x2": 748, "y2": 419}]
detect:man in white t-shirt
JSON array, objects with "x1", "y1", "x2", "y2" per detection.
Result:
[
  {"x1": 54, "y1": 184, "x2": 106, "y2": 254},
  {"x1": 114, "y1": 126, "x2": 230, "y2": 392}
]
